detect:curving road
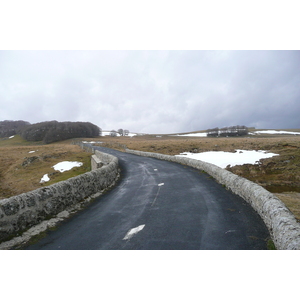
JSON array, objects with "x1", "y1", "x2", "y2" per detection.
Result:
[{"x1": 24, "y1": 146, "x2": 270, "y2": 250}]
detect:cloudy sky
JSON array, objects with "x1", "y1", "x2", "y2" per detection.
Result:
[
  {"x1": 1, "y1": 2, "x2": 300, "y2": 134},
  {"x1": 1, "y1": 50, "x2": 299, "y2": 133}
]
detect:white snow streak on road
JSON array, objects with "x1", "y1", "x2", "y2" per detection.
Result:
[{"x1": 123, "y1": 225, "x2": 145, "y2": 240}]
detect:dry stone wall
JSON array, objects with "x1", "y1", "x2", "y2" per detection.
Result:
[
  {"x1": 0, "y1": 150, "x2": 119, "y2": 243},
  {"x1": 126, "y1": 149, "x2": 300, "y2": 250}
]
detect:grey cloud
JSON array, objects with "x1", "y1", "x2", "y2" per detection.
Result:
[{"x1": 1, "y1": 50, "x2": 299, "y2": 133}]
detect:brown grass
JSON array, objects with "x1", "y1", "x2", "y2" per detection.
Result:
[
  {"x1": 274, "y1": 193, "x2": 300, "y2": 221},
  {"x1": 0, "y1": 136, "x2": 91, "y2": 199},
  {"x1": 2, "y1": 132, "x2": 300, "y2": 221},
  {"x1": 94, "y1": 133, "x2": 300, "y2": 155}
]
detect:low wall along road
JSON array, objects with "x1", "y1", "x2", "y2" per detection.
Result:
[
  {"x1": 126, "y1": 149, "x2": 300, "y2": 250},
  {"x1": 0, "y1": 150, "x2": 119, "y2": 245}
]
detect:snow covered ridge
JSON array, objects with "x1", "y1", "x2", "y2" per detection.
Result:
[
  {"x1": 40, "y1": 161, "x2": 83, "y2": 183},
  {"x1": 172, "y1": 130, "x2": 300, "y2": 137},
  {"x1": 176, "y1": 150, "x2": 279, "y2": 168},
  {"x1": 173, "y1": 132, "x2": 207, "y2": 137},
  {"x1": 251, "y1": 130, "x2": 300, "y2": 135}
]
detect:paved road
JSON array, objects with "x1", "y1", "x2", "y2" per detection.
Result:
[{"x1": 24, "y1": 146, "x2": 270, "y2": 250}]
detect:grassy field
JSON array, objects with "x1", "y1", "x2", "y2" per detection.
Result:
[
  {"x1": 0, "y1": 135, "x2": 91, "y2": 199},
  {"x1": 1, "y1": 130, "x2": 300, "y2": 221}
]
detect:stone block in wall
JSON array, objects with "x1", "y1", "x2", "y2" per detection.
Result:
[{"x1": 91, "y1": 154, "x2": 103, "y2": 170}]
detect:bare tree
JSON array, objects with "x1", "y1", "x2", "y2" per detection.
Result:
[{"x1": 118, "y1": 129, "x2": 124, "y2": 136}]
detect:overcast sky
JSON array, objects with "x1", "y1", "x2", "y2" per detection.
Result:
[{"x1": 1, "y1": 50, "x2": 299, "y2": 133}]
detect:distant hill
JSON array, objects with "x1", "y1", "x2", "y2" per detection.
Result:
[
  {"x1": 0, "y1": 120, "x2": 30, "y2": 138},
  {"x1": 19, "y1": 121, "x2": 100, "y2": 144}
]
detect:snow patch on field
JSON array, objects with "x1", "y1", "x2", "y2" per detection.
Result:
[
  {"x1": 176, "y1": 149, "x2": 279, "y2": 168},
  {"x1": 40, "y1": 174, "x2": 50, "y2": 183},
  {"x1": 53, "y1": 161, "x2": 83, "y2": 172},
  {"x1": 251, "y1": 130, "x2": 300, "y2": 135},
  {"x1": 40, "y1": 161, "x2": 83, "y2": 183},
  {"x1": 174, "y1": 132, "x2": 207, "y2": 137}
]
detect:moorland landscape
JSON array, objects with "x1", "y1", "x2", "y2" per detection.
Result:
[{"x1": 1, "y1": 122, "x2": 300, "y2": 220}]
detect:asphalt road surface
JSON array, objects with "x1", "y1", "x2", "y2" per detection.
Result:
[{"x1": 24, "y1": 146, "x2": 270, "y2": 250}]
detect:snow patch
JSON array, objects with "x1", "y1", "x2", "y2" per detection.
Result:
[
  {"x1": 251, "y1": 130, "x2": 300, "y2": 135},
  {"x1": 39, "y1": 161, "x2": 83, "y2": 183},
  {"x1": 9, "y1": 135, "x2": 15, "y2": 139},
  {"x1": 174, "y1": 132, "x2": 207, "y2": 137},
  {"x1": 40, "y1": 174, "x2": 50, "y2": 183},
  {"x1": 176, "y1": 149, "x2": 279, "y2": 168},
  {"x1": 174, "y1": 130, "x2": 300, "y2": 137},
  {"x1": 53, "y1": 161, "x2": 83, "y2": 172}
]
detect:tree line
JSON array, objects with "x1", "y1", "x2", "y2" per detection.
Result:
[
  {"x1": 0, "y1": 120, "x2": 30, "y2": 138},
  {"x1": 19, "y1": 121, "x2": 100, "y2": 143},
  {"x1": 207, "y1": 125, "x2": 248, "y2": 137}
]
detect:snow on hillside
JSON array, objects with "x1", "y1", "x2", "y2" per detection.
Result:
[
  {"x1": 40, "y1": 161, "x2": 83, "y2": 183},
  {"x1": 40, "y1": 174, "x2": 50, "y2": 183},
  {"x1": 53, "y1": 161, "x2": 83, "y2": 172},
  {"x1": 175, "y1": 129, "x2": 300, "y2": 137},
  {"x1": 176, "y1": 150, "x2": 279, "y2": 168},
  {"x1": 251, "y1": 130, "x2": 300, "y2": 135},
  {"x1": 174, "y1": 132, "x2": 207, "y2": 137}
]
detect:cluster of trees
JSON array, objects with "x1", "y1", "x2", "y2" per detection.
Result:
[
  {"x1": 110, "y1": 129, "x2": 129, "y2": 137},
  {"x1": 20, "y1": 121, "x2": 101, "y2": 144},
  {"x1": 0, "y1": 120, "x2": 30, "y2": 138},
  {"x1": 207, "y1": 125, "x2": 248, "y2": 137}
]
